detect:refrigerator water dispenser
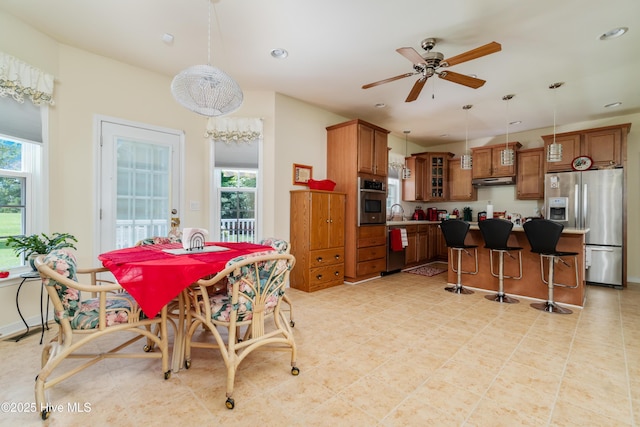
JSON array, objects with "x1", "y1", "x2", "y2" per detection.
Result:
[{"x1": 547, "y1": 197, "x2": 568, "y2": 221}]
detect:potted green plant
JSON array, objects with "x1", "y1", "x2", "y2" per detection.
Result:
[{"x1": 6, "y1": 232, "x2": 77, "y2": 270}]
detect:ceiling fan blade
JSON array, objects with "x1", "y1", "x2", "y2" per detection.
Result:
[
  {"x1": 362, "y1": 72, "x2": 415, "y2": 89},
  {"x1": 438, "y1": 71, "x2": 486, "y2": 88},
  {"x1": 396, "y1": 47, "x2": 425, "y2": 64},
  {"x1": 405, "y1": 77, "x2": 428, "y2": 102},
  {"x1": 441, "y1": 41, "x2": 501, "y2": 67}
]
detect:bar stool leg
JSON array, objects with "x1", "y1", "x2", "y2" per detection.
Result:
[
  {"x1": 445, "y1": 248, "x2": 474, "y2": 295},
  {"x1": 485, "y1": 250, "x2": 519, "y2": 304},
  {"x1": 531, "y1": 256, "x2": 572, "y2": 314}
]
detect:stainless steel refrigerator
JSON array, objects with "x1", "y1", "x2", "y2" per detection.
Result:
[{"x1": 544, "y1": 168, "x2": 623, "y2": 287}]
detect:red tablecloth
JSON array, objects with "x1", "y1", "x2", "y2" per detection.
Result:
[{"x1": 98, "y1": 242, "x2": 274, "y2": 317}]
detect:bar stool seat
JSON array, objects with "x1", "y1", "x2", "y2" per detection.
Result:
[
  {"x1": 478, "y1": 219, "x2": 523, "y2": 304},
  {"x1": 523, "y1": 219, "x2": 579, "y2": 314},
  {"x1": 439, "y1": 219, "x2": 478, "y2": 294}
]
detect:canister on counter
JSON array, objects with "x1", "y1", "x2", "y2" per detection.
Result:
[{"x1": 478, "y1": 211, "x2": 487, "y2": 221}]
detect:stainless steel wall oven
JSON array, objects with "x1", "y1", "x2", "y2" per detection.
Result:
[{"x1": 358, "y1": 178, "x2": 386, "y2": 225}]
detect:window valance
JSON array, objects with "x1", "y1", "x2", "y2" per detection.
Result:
[
  {"x1": 0, "y1": 52, "x2": 55, "y2": 106},
  {"x1": 205, "y1": 117, "x2": 262, "y2": 144}
]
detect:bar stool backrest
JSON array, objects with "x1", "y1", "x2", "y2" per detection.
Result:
[
  {"x1": 478, "y1": 219, "x2": 514, "y2": 250},
  {"x1": 440, "y1": 219, "x2": 470, "y2": 248},
  {"x1": 523, "y1": 219, "x2": 564, "y2": 254}
]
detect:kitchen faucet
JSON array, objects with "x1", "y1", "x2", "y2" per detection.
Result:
[{"x1": 389, "y1": 204, "x2": 405, "y2": 221}]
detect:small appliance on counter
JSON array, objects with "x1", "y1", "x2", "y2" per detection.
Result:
[
  {"x1": 427, "y1": 207, "x2": 438, "y2": 221},
  {"x1": 437, "y1": 209, "x2": 448, "y2": 221},
  {"x1": 478, "y1": 211, "x2": 487, "y2": 221},
  {"x1": 412, "y1": 207, "x2": 427, "y2": 220}
]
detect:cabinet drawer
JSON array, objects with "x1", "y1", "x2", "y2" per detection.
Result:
[
  {"x1": 309, "y1": 264, "x2": 344, "y2": 287},
  {"x1": 309, "y1": 248, "x2": 344, "y2": 268},
  {"x1": 357, "y1": 245, "x2": 386, "y2": 262},
  {"x1": 357, "y1": 236, "x2": 386, "y2": 247},
  {"x1": 404, "y1": 225, "x2": 419, "y2": 234},
  {"x1": 358, "y1": 225, "x2": 386, "y2": 238},
  {"x1": 356, "y1": 258, "x2": 386, "y2": 276}
]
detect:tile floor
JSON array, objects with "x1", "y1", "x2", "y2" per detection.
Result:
[{"x1": 1, "y1": 270, "x2": 639, "y2": 426}]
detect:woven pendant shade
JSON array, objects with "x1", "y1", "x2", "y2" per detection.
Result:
[{"x1": 171, "y1": 65, "x2": 243, "y2": 117}]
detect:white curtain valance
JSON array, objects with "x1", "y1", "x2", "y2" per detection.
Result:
[
  {"x1": 0, "y1": 52, "x2": 55, "y2": 106},
  {"x1": 205, "y1": 117, "x2": 262, "y2": 144}
]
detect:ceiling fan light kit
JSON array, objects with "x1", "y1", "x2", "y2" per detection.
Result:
[
  {"x1": 546, "y1": 82, "x2": 564, "y2": 162},
  {"x1": 500, "y1": 94, "x2": 515, "y2": 166},
  {"x1": 171, "y1": 0, "x2": 243, "y2": 117},
  {"x1": 461, "y1": 104, "x2": 473, "y2": 170},
  {"x1": 362, "y1": 37, "x2": 501, "y2": 102}
]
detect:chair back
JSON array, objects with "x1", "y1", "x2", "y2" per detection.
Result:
[
  {"x1": 523, "y1": 219, "x2": 564, "y2": 254},
  {"x1": 439, "y1": 219, "x2": 470, "y2": 248},
  {"x1": 38, "y1": 249, "x2": 81, "y2": 320},
  {"x1": 478, "y1": 218, "x2": 514, "y2": 250},
  {"x1": 258, "y1": 237, "x2": 290, "y2": 254}
]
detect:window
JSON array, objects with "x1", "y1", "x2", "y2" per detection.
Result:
[
  {"x1": 0, "y1": 137, "x2": 44, "y2": 270},
  {"x1": 216, "y1": 169, "x2": 257, "y2": 243}
]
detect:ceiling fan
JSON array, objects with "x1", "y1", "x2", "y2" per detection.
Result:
[{"x1": 362, "y1": 38, "x2": 501, "y2": 102}]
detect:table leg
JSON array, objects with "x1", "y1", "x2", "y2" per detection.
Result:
[
  {"x1": 13, "y1": 277, "x2": 30, "y2": 342},
  {"x1": 170, "y1": 290, "x2": 186, "y2": 372}
]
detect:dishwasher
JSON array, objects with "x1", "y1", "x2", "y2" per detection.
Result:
[{"x1": 384, "y1": 226, "x2": 406, "y2": 274}]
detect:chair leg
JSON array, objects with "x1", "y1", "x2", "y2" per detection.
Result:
[
  {"x1": 531, "y1": 255, "x2": 573, "y2": 314},
  {"x1": 485, "y1": 250, "x2": 519, "y2": 304},
  {"x1": 445, "y1": 248, "x2": 474, "y2": 294}
]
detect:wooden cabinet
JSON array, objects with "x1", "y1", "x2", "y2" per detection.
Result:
[
  {"x1": 516, "y1": 148, "x2": 544, "y2": 200},
  {"x1": 357, "y1": 124, "x2": 388, "y2": 177},
  {"x1": 327, "y1": 119, "x2": 390, "y2": 282},
  {"x1": 471, "y1": 142, "x2": 522, "y2": 178},
  {"x1": 427, "y1": 224, "x2": 447, "y2": 262},
  {"x1": 425, "y1": 153, "x2": 453, "y2": 201},
  {"x1": 404, "y1": 224, "x2": 430, "y2": 267},
  {"x1": 543, "y1": 123, "x2": 630, "y2": 172},
  {"x1": 290, "y1": 190, "x2": 346, "y2": 292},
  {"x1": 401, "y1": 156, "x2": 426, "y2": 201},
  {"x1": 356, "y1": 225, "x2": 386, "y2": 278},
  {"x1": 448, "y1": 158, "x2": 477, "y2": 201}
]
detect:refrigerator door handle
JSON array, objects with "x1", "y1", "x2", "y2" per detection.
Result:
[
  {"x1": 586, "y1": 246, "x2": 615, "y2": 269},
  {"x1": 583, "y1": 183, "x2": 588, "y2": 229},
  {"x1": 574, "y1": 184, "x2": 580, "y2": 227}
]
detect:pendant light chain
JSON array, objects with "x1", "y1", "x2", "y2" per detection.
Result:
[
  {"x1": 402, "y1": 130, "x2": 411, "y2": 179},
  {"x1": 547, "y1": 82, "x2": 564, "y2": 162},
  {"x1": 207, "y1": 0, "x2": 211, "y2": 65},
  {"x1": 500, "y1": 94, "x2": 515, "y2": 166},
  {"x1": 461, "y1": 105, "x2": 473, "y2": 169}
]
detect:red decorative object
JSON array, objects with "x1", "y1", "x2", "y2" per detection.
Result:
[
  {"x1": 307, "y1": 179, "x2": 336, "y2": 191},
  {"x1": 0, "y1": 271, "x2": 9, "y2": 278}
]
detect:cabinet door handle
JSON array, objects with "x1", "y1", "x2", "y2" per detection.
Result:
[
  {"x1": 326, "y1": 219, "x2": 330, "y2": 223},
  {"x1": 334, "y1": 271, "x2": 340, "y2": 276},
  {"x1": 334, "y1": 254, "x2": 340, "y2": 260},
  {"x1": 316, "y1": 274, "x2": 323, "y2": 280},
  {"x1": 316, "y1": 257, "x2": 323, "y2": 262}
]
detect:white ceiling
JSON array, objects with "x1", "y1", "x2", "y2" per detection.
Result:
[{"x1": 2, "y1": 0, "x2": 639, "y2": 147}]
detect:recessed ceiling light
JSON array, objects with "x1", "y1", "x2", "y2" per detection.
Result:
[
  {"x1": 604, "y1": 101, "x2": 622, "y2": 108},
  {"x1": 375, "y1": 103, "x2": 386, "y2": 108},
  {"x1": 270, "y1": 48, "x2": 288, "y2": 59},
  {"x1": 599, "y1": 27, "x2": 628, "y2": 40},
  {"x1": 509, "y1": 120, "x2": 522, "y2": 125},
  {"x1": 439, "y1": 134, "x2": 449, "y2": 138},
  {"x1": 162, "y1": 33, "x2": 174, "y2": 44}
]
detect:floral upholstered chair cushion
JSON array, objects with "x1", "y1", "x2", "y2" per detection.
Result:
[
  {"x1": 135, "y1": 236, "x2": 182, "y2": 246},
  {"x1": 208, "y1": 254, "x2": 290, "y2": 322},
  {"x1": 42, "y1": 249, "x2": 139, "y2": 330},
  {"x1": 258, "y1": 237, "x2": 289, "y2": 254}
]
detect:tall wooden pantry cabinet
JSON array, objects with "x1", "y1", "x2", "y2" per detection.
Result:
[{"x1": 289, "y1": 190, "x2": 346, "y2": 292}]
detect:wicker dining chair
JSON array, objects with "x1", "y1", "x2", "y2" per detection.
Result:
[
  {"x1": 258, "y1": 237, "x2": 295, "y2": 327},
  {"x1": 183, "y1": 252, "x2": 298, "y2": 410},
  {"x1": 34, "y1": 249, "x2": 170, "y2": 420}
]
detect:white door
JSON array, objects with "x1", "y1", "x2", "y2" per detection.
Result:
[{"x1": 99, "y1": 118, "x2": 183, "y2": 253}]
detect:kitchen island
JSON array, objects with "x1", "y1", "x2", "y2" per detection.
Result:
[{"x1": 446, "y1": 224, "x2": 588, "y2": 307}]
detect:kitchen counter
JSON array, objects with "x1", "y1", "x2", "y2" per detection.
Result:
[
  {"x1": 447, "y1": 226, "x2": 587, "y2": 306},
  {"x1": 386, "y1": 220, "x2": 441, "y2": 226}
]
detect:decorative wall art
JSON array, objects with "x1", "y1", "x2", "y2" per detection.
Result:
[{"x1": 293, "y1": 163, "x2": 312, "y2": 185}]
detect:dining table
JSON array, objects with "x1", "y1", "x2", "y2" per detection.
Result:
[{"x1": 98, "y1": 241, "x2": 275, "y2": 371}]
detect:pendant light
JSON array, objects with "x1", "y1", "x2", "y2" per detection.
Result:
[
  {"x1": 171, "y1": 0, "x2": 243, "y2": 116},
  {"x1": 546, "y1": 82, "x2": 564, "y2": 162},
  {"x1": 402, "y1": 130, "x2": 411, "y2": 179},
  {"x1": 500, "y1": 94, "x2": 515, "y2": 166},
  {"x1": 460, "y1": 105, "x2": 473, "y2": 170}
]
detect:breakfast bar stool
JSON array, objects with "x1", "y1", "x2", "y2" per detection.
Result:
[
  {"x1": 523, "y1": 219, "x2": 579, "y2": 314},
  {"x1": 478, "y1": 219, "x2": 523, "y2": 303},
  {"x1": 439, "y1": 219, "x2": 478, "y2": 294}
]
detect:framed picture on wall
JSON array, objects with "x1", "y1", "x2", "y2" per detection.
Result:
[{"x1": 293, "y1": 163, "x2": 312, "y2": 185}]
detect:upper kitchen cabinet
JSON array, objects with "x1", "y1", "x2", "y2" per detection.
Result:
[
  {"x1": 516, "y1": 147, "x2": 544, "y2": 200},
  {"x1": 471, "y1": 142, "x2": 522, "y2": 178},
  {"x1": 401, "y1": 155, "x2": 427, "y2": 201},
  {"x1": 448, "y1": 158, "x2": 477, "y2": 201},
  {"x1": 543, "y1": 123, "x2": 631, "y2": 172},
  {"x1": 356, "y1": 121, "x2": 389, "y2": 177}
]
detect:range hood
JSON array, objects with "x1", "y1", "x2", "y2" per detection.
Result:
[{"x1": 472, "y1": 176, "x2": 516, "y2": 186}]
